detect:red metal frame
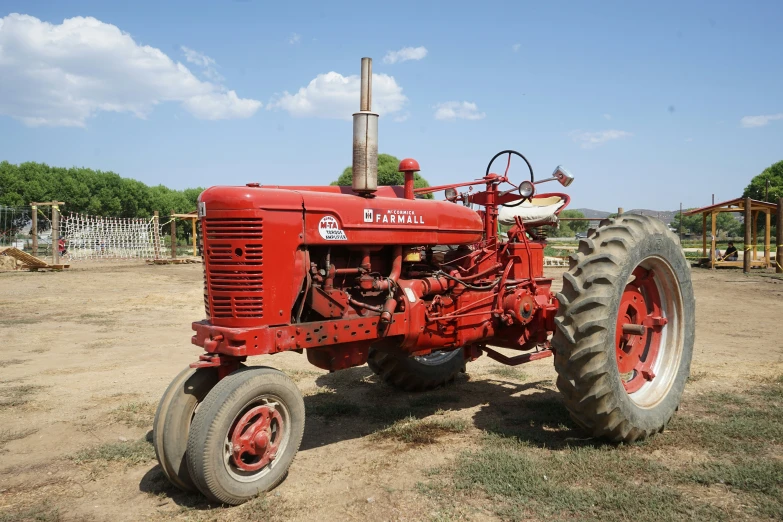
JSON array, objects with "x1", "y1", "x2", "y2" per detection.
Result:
[{"x1": 192, "y1": 165, "x2": 572, "y2": 374}]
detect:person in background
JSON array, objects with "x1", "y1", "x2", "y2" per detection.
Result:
[{"x1": 721, "y1": 241, "x2": 738, "y2": 261}]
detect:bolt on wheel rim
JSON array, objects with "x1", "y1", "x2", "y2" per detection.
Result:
[
  {"x1": 224, "y1": 395, "x2": 290, "y2": 482},
  {"x1": 615, "y1": 257, "x2": 685, "y2": 408}
]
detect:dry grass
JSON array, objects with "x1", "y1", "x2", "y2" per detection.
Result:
[
  {"x1": 110, "y1": 401, "x2": 156, "y2": 428},
  {"x1": 486, "y1": 366, "x2": 529, "y2": 381},
  {"x1": 0, "y1": 428, "x2": 38, "y2": 447},
  {"x1": 0, "y1": 384, "x2": 45, "y2": 410},
  {"x1": 417, "y1": 376, "x2": 783, "y2": 521},
  {"x1": 0, "y1": 359, "x2": 27, "y2": 368},
  {"x1": 0, "y1": 503, "x2": 61, "y2": 522},
  {"x1": 373, "y1": 416, "x2": 469, "y2": 445},
  {"x1": 71, "y1": 438, "x2": 155, "y2": 466}
]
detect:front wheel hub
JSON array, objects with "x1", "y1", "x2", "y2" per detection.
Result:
[{"x1": 230, "y1": 405, "x2": 283, "y2": 472}]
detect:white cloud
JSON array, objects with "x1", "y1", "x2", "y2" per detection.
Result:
[
  {"x1": 603, "y1": 113, "x2": 612, "y2": 120},
  {"x1": 288, "y1": 32, "x2": 301, "y2": 44},
  {"x1": 740, "y1": 113, "x2": 783, "y2": 128},
  {"x1": 181, "y1": 46, "x2": 223, "y2": 82},
  {"x1": 0, "y1": 13, "x2": 261, "y2": 126},
  {"x1": 512, "y1": 43, "x2": 521, "y2": 52},
  {"x1": 267, "y1": 72, "x2": 407, "y2": 119},
  {"x1": 383, "y1": 46, "x2": 428, "y2": 64},
  {"x1": 685, "y1": 137, "x2": 693, "y2": 142},
  {"x1": 181, "y1": 46, "x2": 215, "y2": 68},
  {"x1": 433, "y1": 101, "x2": 485, "y2": 121},
  {"x1": 570, "y1": 129, "x2": 632, "y2": 149}
]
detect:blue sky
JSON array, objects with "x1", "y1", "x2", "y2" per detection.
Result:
[{"x1": 1, "y1": 0, "x2": 781, "y2": 210}]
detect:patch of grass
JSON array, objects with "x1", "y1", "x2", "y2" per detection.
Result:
[
  {"x1": 419, "y1": 377, "x2": 783, "y2": 521},
  {"x1": 0, "y1": 503, "x2": 60, "y2": 522},
  {"x1": 0, "y1": 428, "x2": 38, "y2": 447},
  {"x1": 0, "y1": 317, "x2": 42, "y2": 327},
  {"x1": 71, "y1": 438, "x2": 155, "y2": 465},
  {"x1": 683, "y1": 459, "x2": 783, "y2": 495},
  {"x1": 77, "y1": 313, "x2": 117, "y2": 327},
  {"x1": 0, "y1": 359, "x2": 27, "y2": 368},
  {"x1": 0, "y1": 384, "x2": 45, "y2": 410},
  {"x1": 110, "y1": 401, "x2": 156, "y2": 428},
  {"x1": 487, "y1": 366, "x2": 528, "y2": 381},
  {"x1": 373, "y1": 416, "x2": 469, "y2": 444},
  {"x1": 448, "y1": 437, "x2": 725, "y2": 521}
]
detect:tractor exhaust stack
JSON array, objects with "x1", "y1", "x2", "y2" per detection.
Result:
[{"x1": 352, "y1": 57, "x2": 379, "y2": 196}]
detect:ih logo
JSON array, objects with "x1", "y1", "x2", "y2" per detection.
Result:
[
  {"x1": 318, "y1": 215, "x2": 348, "y2": 241},
  {"x1": 363, "y1": 208, "x2": 374, "y2": 223}
]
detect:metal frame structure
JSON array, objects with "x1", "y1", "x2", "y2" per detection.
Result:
[{"x1": 684, "y1": 197, "x2": 777, "y2": 271}]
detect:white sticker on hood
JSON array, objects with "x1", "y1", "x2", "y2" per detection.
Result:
[{"x1": 318, "y1": 216, "x2": 347, "y2": 241}]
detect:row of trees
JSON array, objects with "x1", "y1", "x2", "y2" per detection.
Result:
[{"x1": 0, "y1": 161, "x2": 201, "y2": 218}]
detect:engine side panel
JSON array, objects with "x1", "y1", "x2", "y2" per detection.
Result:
[{"x1": 300, "y1": 192, "x2": 483, "y2": 246}]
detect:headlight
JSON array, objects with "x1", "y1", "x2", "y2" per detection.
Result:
[
  {"x1": 444, "y1": 187, "x2": 458, "y2": 202},
  {"x1": 518, "y1": 180, "x2": 535, "y2": 198}
]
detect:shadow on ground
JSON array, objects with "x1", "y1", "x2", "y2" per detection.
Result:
[{"x1": 139, "y1": 364, "x2": 602, "y2": 505}]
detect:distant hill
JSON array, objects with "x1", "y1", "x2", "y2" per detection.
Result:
[{"x1": 574, "y1": 208, "x2": 678, "y2": 225}]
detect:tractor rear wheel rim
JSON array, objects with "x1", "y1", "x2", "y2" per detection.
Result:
[
  {"x1": 614, "y1": 257, "x2": 684, "y2": 408},
  {"x1": 414, "y1": 349, "x2": 460, "y2": 366},
  {"x1": 223, "y1": 395, "x2": 290, "y2": 482}
]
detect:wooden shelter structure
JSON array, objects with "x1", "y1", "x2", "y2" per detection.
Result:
[
  {"x1": 170, "y1": 211, "x2": 199, "y2": 258},
  {"x1": 683, "y1": 197, "x2": 777, "y2": 270}
]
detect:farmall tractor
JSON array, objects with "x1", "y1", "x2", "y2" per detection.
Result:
[{"x1": 153, "y1": 58, "x2": 695, "y2": 505}]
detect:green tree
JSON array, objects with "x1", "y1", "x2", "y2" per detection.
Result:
[
  {"x1": 743, "y1": 160, "x2": 783, "y2": 202},
  {"x1": 547, "y1": 209, "x2": 588, "y2": 237},
  {"x1": 0, "y1": 161, "x2": 201, "y2": 219},
  {"x1": 332, "y1": 153, "x2": 433, "y2": 198},
  {"x1": 671, "y1": 210, "x2": 742, "y2": 237}
]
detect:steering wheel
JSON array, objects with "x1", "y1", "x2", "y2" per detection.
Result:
[{"x1": 485, "y1": 150, "x2": 534, "y2": 207}]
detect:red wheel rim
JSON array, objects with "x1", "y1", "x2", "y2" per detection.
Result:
[
  {"x1": 615, "y1": 266, "x2": 668, "y2": 393},
  {"x1": 229, "y1": 404, "x2": 284, "y2": 472}
]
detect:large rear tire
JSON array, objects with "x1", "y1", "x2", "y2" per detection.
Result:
[
  {"x1": 367, "y1": 347, "x2": 465, "y2": 392},
  {"x1": 186, "y1": 367, "x2": 304, "y2": 505},
  {"x1": 553, "y1": 214, "x2": 695, "y2": 443}
]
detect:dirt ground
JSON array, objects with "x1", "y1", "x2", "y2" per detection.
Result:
[{"x1": 0, "y1": 262, "x2": 781, "y2": 521}]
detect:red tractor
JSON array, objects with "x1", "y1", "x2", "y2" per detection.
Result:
[{"x1": 153, "y1": 58, "x2": 695, "y2": 505}]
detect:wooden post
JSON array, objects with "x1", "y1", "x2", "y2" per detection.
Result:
[
  {"x1": 192, "y1": 218, "x2": 197, "y2": 257},
  {"x1": 170, "y1": 212, "x2": 177, "y2": 259},
  {"x1": 744, "y1": 197, "x2": 752, "y2": 273},
  {"x1": 751, "y1": 210, "x2": 758, "y2": 261},
  {"x1": 31, "y1": 204, "x2": 38, "y2": 257},
  {"x1": 764, "y1": 209, "x2": 771, "y2": 268},
  {"x1": 52, "y1": 204, "x2": 59, "y2": 265},
  {"x1": 777, "y1": 198, "x2": 782, "y2": 274},
  {"x1": 711, "y1": 211, "x2": 716, "y2": 270},
  {"x1": 701, "y1": 213, "x2": 707, "y2": 258},
  {"x1": 152, "y1": 211, "x2": 161, "y2": 260}
]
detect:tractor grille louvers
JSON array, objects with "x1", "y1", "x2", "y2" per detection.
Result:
[{"x1": 203, "y1": 217, "x2": 264, "y2": 320}]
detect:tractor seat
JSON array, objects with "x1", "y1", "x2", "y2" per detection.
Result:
[{"x1": 498, "y1": 195, "x2": 567, "y2": 227}]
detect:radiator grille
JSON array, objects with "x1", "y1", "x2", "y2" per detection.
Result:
[{"x1": 203, "y1": 217, "x2": 264, "y2": 319}]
